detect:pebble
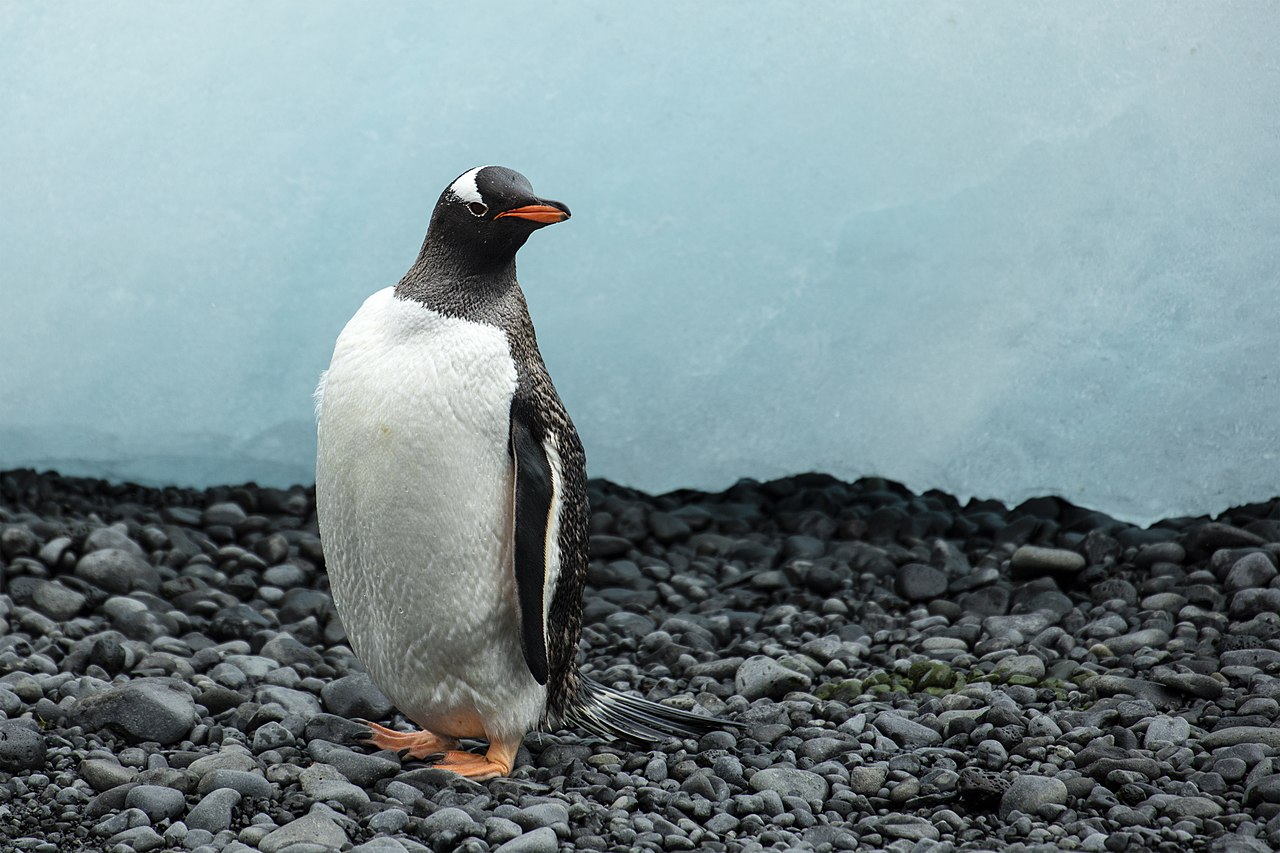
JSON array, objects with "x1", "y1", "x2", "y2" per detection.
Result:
[
  {"x1": 258, "y1": 811, "x2": 348, "y2": 853},
  {"x1": 1000, "y1": 775, "x2": 1069, "y2": 819},
  {"x1": 734, "y1": 656, "x2": 811, "y2": 700},
  {"x1": 0, "y1": 470, "x2": 1278, "y2": 853},
  {"x1": 186, "y1": 788, "x2": 242, "y2": 833},
  {"x1": 1011, "y1": 545, "x2": 1086, "y2": 575},
  {"x1": 495, "y1": 827, "x2": 560, "y2": 853},
  {"x1": 749, "y1": 767, "x2": 829, "y2": 802},
  {"x1": 0, "y1": 722, "x2": 46, "y2": 772}
]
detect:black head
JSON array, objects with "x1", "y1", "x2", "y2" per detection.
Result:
[{"x1": 420, "y1": 166, "x2": 570, "y2": 273}]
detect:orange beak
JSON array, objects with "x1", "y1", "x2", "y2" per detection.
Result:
[{"x1": 494, "y1": 204, "x2": 570, "y2": 224}]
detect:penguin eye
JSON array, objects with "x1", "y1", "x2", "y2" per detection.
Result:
[{"x1": 467, "y1": 202, "x2": 488, "y2": 217}]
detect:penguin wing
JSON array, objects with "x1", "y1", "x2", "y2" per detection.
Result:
[{"x1": 509, "y1": 403, "x2": 558, "y2": 686}]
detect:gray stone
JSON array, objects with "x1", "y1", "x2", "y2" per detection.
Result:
[
  {"x1": 320, "y1": 672, "x2": 394, "y2": 720},
  {"x1": 73, "y1": 678, "x2": 198, "y2": 745},
  {"x1": 1230, "y1": 588, "x2": 1280, "y2": 620},
  {"x1": 255, "y1": 684, "x2": 322, "y2": 717},
  {"x1": 874, "y1": 712, "x2": 942, "y2": 748},
  {"x1": 749, "y1": 767, "x2": 829, "y2": 802},
  {"x1": 1144, "y1": 714, "x2": 1192, "y2": 749},
  {"x1": 486, "y1": 816, "x2": 524, "y2": 845},
  {"x1": 259, "y1": 634, "x2": 323, "y2": 669},
  {"x1": 307, "y1": 739, "x2": 400, "y2": 786},
  {"x1": 306, "y1": 778, "x2": 370, "y2": 808},
  {"x1": 1000, "y1": 774, "x2": 1068, "y2": 819},
  {"x1": 734, "y1": 655, "x2": 812, "y2": 700},
  {"x1": 993, "y1": 654, "x2": 1046, "y2": 681},
  {"x1": 1225, "y1": 552, "x2": 1278, "y2": 591},
  {"x1": 494, "y1": 827, "x2": 560, "y2": 853},
  {"x1": 1011, "y1": 545, "x2": 1086, "y2": 575},
  {"x1": 259, "y1": 810, "x2": 347, "y2": 853},
  {"x1": 85, "y1": 523, "x2": 147, "y2": 558},
  {"x1": 874, "y1": 815, "x2": 940, "y2": 842},
  {"x1": 80, "y1": 757, "x2": 138, "y2": 791},
  {"x1": 1106, "y1": 629, "x2": 1171, "y2": 655},
  {"x1": 513, "y1": 802, "x2": 570, "y2": 830},
  {"x1": 253, "y1": 720, "x2": 295, "y2": 753},
  {"x1": 75, "y1": 548, "x2": 160, "y2": 594},
  {"x1": 125, "y1": 784, "x2": 186, "y2": 822},
  {"x1": 196, "y1": 769, "x2": 272, "y2": 799},
  {"x1": 108, "y1": 826, "x2": 165, "y2": 852},
  {"x1": 187, "y1": 749, "x2": 259, "y2": 778},
  {"x1": 352, "y1": 840, "x2": 410, "y2": 853},
  {"x1": 848, "y1": 764, "x2": 888, "y2": 795},
  {"x1": 31, "y1": 580, "x2": 86, "y2": 620},
  {"x1": 896, "y1": 563, "x2": 948, "y2": 600},
  {"x1": 186, "y1": 788, "x2": 241, "y2": 833},
  {"x1": 203, "y1": 502, "x2": 248, "y2": 528},
  {"x1": 0, "y1": 721, "x2": 46, "y2": 772},
  {"x1": 422, "y1": 806, "x2": 480, "y2": 838},
  {"x1": 1201, "y1": 727, "x2": 1280, "y2": 750}
]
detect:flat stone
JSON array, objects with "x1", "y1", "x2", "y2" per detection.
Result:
[
  {"x1": 512, "y1": 802, "x2": 570, "y2": 829},
  {"x1": 125, "y1": 784, "x2": 186, "y2": 822},
  {"x1": 874, "y1": 712, "x2": 942, "y2": 748},
  {"x1": 307, "y1": 739, "x2": 400, "y2": 786},
  {"x1": 1202, "y1": 727, "x2": 1280, "y2": 750},
  {"x1": 1106, "y1": 629, "x2": 1171, "y2": 655},
  {"x1": 1146, "y1": 793, "x2": 1223, "y2": 818},
  {"x1": 72, "y1": 677, "x2": 198, "y2": 745},
  {"x1": 1000, "y1": 774, "x2": 1068, "y2": 819},
  {"x1": 259, "y1": 810, "x2": 347, "y2": 853},
  {"x1": 1011, "y1": 546, "x2": 1086, "y2": 575},
  {"x1": 734, "y1": 655, "x2": 811, "y2": 701},
  {"x1": 749, "y1": 767, "x2": 829, "y2": 802},
  {"x1": 494, "y1": 827, "x2": 559, "y2": 853},
  {"x1": 80, "y1": 757, "x2": 138, "y2": 792},
  {"x1": 196, "y1": 768, "x2": 272, "y2": 799}
]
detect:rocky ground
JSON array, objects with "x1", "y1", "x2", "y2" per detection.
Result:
[{"x1": 0, "y1": 469, "x2": 1279, "y2": 852}]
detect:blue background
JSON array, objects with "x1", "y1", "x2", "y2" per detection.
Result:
[{"x1": 2, "y1": 3, "x2": 1278, "y2": 524}]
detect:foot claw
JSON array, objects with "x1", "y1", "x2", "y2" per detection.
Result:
[{"x1": 355, "y1": 720, "x2": 456, "y2": 760}]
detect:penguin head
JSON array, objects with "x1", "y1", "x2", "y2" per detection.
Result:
[{"x1": 426, "y1": 166, "x2": 570, "y2": 268}]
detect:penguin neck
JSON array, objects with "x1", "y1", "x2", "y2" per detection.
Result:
[{"x1": 395, "y1": 233, "x2": 521, "y2": 320}]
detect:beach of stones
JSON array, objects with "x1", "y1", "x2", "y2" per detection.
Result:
[{"x1": 1, "y1": 471, "x2": 1279, "y2": 852}]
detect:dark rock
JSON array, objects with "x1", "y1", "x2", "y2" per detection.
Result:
[
  {"x1": 0, "y1": 721, "x2": 46, "y2": 772},
  {"x1": 186, "y1": 788, "x2": 241, "y2": 833},
  {"x1": 896, "y1": 563, "x2": 948, "y2": 600},
  {"x1": 74, "y1": 548, "x2": 159, "y2": 594},
  {"x1": 321, "y1": 672, "x2": 394, "y2": 720},
  {"x1": 72, "y1": 677, "x2": 198, "y2": 745}
]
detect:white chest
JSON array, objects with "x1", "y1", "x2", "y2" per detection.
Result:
[{"x1": 315, "y1": 287, "x2": 545, "y2": 738}]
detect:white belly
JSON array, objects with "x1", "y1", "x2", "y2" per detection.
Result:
[{"x1": 315, "y1": 287, "x2": 545, "y2": 740}]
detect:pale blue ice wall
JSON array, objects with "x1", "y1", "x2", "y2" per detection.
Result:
[{"x1": 1, "y1": 3, "x2": 1278, "y2": 524}]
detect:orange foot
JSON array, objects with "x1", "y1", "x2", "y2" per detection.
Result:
[
  {"x1": 356, "y1": 720, "x2": 457, "y2": 760},
  {"x1": 428, "y1": 737, "x2": 522, "y2": 780}
]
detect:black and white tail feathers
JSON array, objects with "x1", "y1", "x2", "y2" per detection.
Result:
[{"x1": 563, "y1": 676, "x2": 740, "y2": 744}]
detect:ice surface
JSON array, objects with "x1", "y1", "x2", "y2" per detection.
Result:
[{"x1": 2, "y1": 4, "x2": 1278, "y2": 524}]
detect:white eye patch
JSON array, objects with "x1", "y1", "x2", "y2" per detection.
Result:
[{"x1": 446, "y1": 166, "x2": 491, "y2": 205}]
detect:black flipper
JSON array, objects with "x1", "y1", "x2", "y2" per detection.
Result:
[
  {"x1": 510, "y1": 406, "x2": 553, "y2": 686},
  {"x1": 564, "y1": 677, "x2": 743, "y2": 744}
]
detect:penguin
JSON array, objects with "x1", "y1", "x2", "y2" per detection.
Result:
[{"x1": 315, "y1": 166, "x2": 730, "y2": 779}]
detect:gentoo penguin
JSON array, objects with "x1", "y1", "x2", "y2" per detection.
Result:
[{"x1": 315, "y1": 166, "x2": 728, "y2": 779}]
